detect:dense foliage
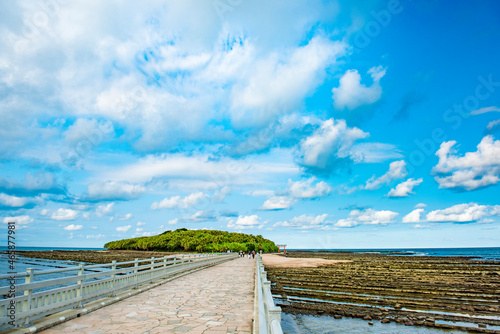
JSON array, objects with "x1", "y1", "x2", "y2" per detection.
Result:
[{"x1": 104, "y1": 229, "x2": 278, "y2": 253}]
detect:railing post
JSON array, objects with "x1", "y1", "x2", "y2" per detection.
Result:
[
  {"x1": 110, "y1": 260, "x2": 116, "y2": 296},
  {"x1": 163, "y1": 256, "x2": 168, "y2": 269},
  {"x1": 134, "y1": 258, "x2": 139, "y2": 288},
  {"x1": 77, "y1": 263, "x2": 84, "y2": 307},
  {"x1": 23, "y1": 268, "x2": 34, "y2": 326},
  {"x1": 173, "y1": 255, "x2": 177, "y2": 266}
]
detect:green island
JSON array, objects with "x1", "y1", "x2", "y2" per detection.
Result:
[{"x1": 104, "y1": 228, "x2": 279, "y2": 253}]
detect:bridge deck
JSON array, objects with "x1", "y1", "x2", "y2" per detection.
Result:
[{"x1": 40, "y1": 257, "x2": 255, "y2": 334}]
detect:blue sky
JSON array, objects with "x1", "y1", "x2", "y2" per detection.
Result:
[{"x1": 1, "y1": 0, "x2": 500, "y2": 249}]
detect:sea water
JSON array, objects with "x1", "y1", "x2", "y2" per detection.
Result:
[{"x1": 282, "y1": 313, "x2": 471, "y2": 334}]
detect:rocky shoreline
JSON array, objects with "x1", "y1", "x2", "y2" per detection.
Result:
[{"x1": 266, "y1": 251, "x2": 500, "y2": 333}]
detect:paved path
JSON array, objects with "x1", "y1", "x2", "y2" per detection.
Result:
[{"x1": 39, "y1": 257, "x2": 255, "y2": 334}]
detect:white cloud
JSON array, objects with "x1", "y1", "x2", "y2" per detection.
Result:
[
  {"x1": 40, "y1": 209, "x2": 49, "y2": 216},
  {"x1": 63, "y1": 118, "x2": 114, "y2": 145},
  {"x1": 335, "y1": 208, "x2": 398, "y2": 228},
  {"x1": 230, "y1": 36, "x2": 346, "y2": 127},
  {"x1": 167, "y1": 218, "x2": 178, "y2": 225},
  {"x1": 487, "y1": 119, "x2": 500, "y2": 131},
  {"x1": 151, "y1": 192, "x2": 209, "y2": 210},
  {"x1": 433, "y1": 136, "x2": 500, "y2": 190},
  {"x1": 227, "y1": 215, "x2": 267, "y2": 230},
  {"x1": 119, "y1": 213, "x2": 132, "y2": 220},
  {"x1": 299, "y1": 118, "x2": 368, "y2": 172},
  {"x1": 287, "y1": 177, "x2": 331, "y2": 199},
  {"x1": 470, "y1": 106, "x2": 500, "y2": 115},
  {"x1": 137, "y1": 221, "x2": 146, "y2": 226},
  {"x1": 2, "y1": 215, "x2": 33, "y2": 227},
  {"x1": 96, "y1": 202, "x2": 115, "y2": 217},
  {"x1": 274, "y1": 214, "x2": 329, "y2": 230},
  {"x1": 135, "y1": 228, "x2": 143, "y2": 232},
  {"x1": 387, "y1": 178, "x2": 423, "y2": 197},
  {"x1": 100, "y1": 153, "x2": 298, "y2": 190},
  {"x1": 246, "y1": 190, "x2": 275, "y2": 197},
  {"x1": 116, "y1": 225, "x2": 132, "y2": 233},
  {"x1": 349, "y1": 143, "x2": 403, "y2": 163},
  {"x1": 87, "y1": 181, "x2": 145, "y2": 201},
  {"x1": 402, "y1": 208, "x2": 425, "y2": 223},
  {"x1": 332, "y1": 66, "x2": 386, "y2": 110},
  {"x1": 261, "y1": 196, "x2": 295, "y2": 210},
  {"x1": 180, "y1": 210, "x2": 218, "y2": 223},
  {"x1": 364, "y1": 160, "x2": 407, "y2": 190},
  {"x1": 0, "y1": 193, "x2": 37, "y2": 208},
  {"x1": 415, "y1": 203, "x2": 427, "y2": 208},
  {"x1": 51, "y1": 208, "x2": 78, "y2": 221},
  {"x1": 426, "y1": 203, "x2": 500, "y2": 223},
  {"x1": 64, "y1": 224, "x2": 83, "y2": 231}
]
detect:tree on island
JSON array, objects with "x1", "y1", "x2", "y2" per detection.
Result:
[{"x1": 104, "y1": 229, "x2": 278, "y2": 253}]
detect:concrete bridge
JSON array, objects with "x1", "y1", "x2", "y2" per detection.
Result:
[{"x1": 0, "y1": 253, "x2": 282, "y2": 334}]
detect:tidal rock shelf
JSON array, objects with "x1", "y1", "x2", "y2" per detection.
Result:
[{"x1": 266, "y1": 251, "x2": 500, "y2": 333}]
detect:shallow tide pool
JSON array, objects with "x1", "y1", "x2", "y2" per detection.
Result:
[{"x1": 281, "y1": 313, "x2": 471, "y2": 334}]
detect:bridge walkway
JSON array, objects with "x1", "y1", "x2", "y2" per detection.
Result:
[{"x1": 39, "y1": 257, "x2": 255, "y2": 334}]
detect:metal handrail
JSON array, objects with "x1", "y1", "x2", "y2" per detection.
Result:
[
  {"x1": 0, "y1": 252, "x2": 236, "y2": 330},
  {"x1": 254, "y1": 254, "x2": 283, "y2": 334}
]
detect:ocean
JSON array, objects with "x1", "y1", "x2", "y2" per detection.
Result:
[{"x1": 288, "y1": 247, "x2": 500, "y2": 261}]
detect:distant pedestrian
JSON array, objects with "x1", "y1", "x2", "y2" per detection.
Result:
[
  {"x1": 248, "y1": 251, "x2": 251, "y2": 259},
  {"x1": 251, "y1": 250, "x2": 255, "y2": 259}
]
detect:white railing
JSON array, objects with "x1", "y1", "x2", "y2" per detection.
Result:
[
  {"x1": 0, "y1": 252, "x2": 236, "y2": 330},
  {"x1": 254, "y1": 254, "x2": 283, "y2": 334}
]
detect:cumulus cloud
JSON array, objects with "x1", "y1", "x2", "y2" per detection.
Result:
[
  {"x1": 64, "y1": 224, "x2": 83, "y2": 231},
  {"x1": 231, "y1": 36, "x2": 346, "y2": 127},
  {"x1": 287, "y1": 177, "x2": 331, "y2": 199},
  {"x1": 426, "y1": 203, "x2": 500, "y2": 223},
  {"x1": 299, "y1": 118, "x2": 368, "y2": 173},
  {"x1": 402, "y1": 208, "x2": 425, "y2": 223},
  {"x1": 261, "y1": 196, "x2": 295, "y2": 210},
  {"x1": 0, "y1": 193, "x2": 38, "y2": 208},
  {"x1": 273, "y1": 214, "x2": 329, "y2": 230},
  {"x1": 335, "y1": 208, "x2": 398, "y2": 228},
  {"x1": 0, "y1": 172, "x2": 66, "y2": 197},
  {"x1": 227, "y1": 215, "x2": 267, "y2": 230},
  {"x1": 332, "y1": 66, "x2": 386, "y2": 110},
  {"x1": 2, "y1": 215, "x2": 33, "y2": 228},
  {"x1": 364, "y1": 160, "x2": 407, "y2": 190},
  {"x1": 433, "y1": 135, "x2": 500, "y2": 190},
  {"x1": 96, "y1": 202, "x2": 115, "y2": 217},
  {"x1": 87, "y1": 181, "x2": 145, "y2": 201},
  {"x1": 51, "y1": 208, "x2": 78, "y2": 221},
  {"x1": 387, "y1": 178, "x2": 423, "y2": 197},
  {"x1": 151, "y1": 192, "x2": 209, "y2": 210},
  {"x1": 63, "y1": 118, "x2": 114, "y2": 145},
  {"x1": 116, "y1": 225, "x2": 132, "y2": 233}
]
